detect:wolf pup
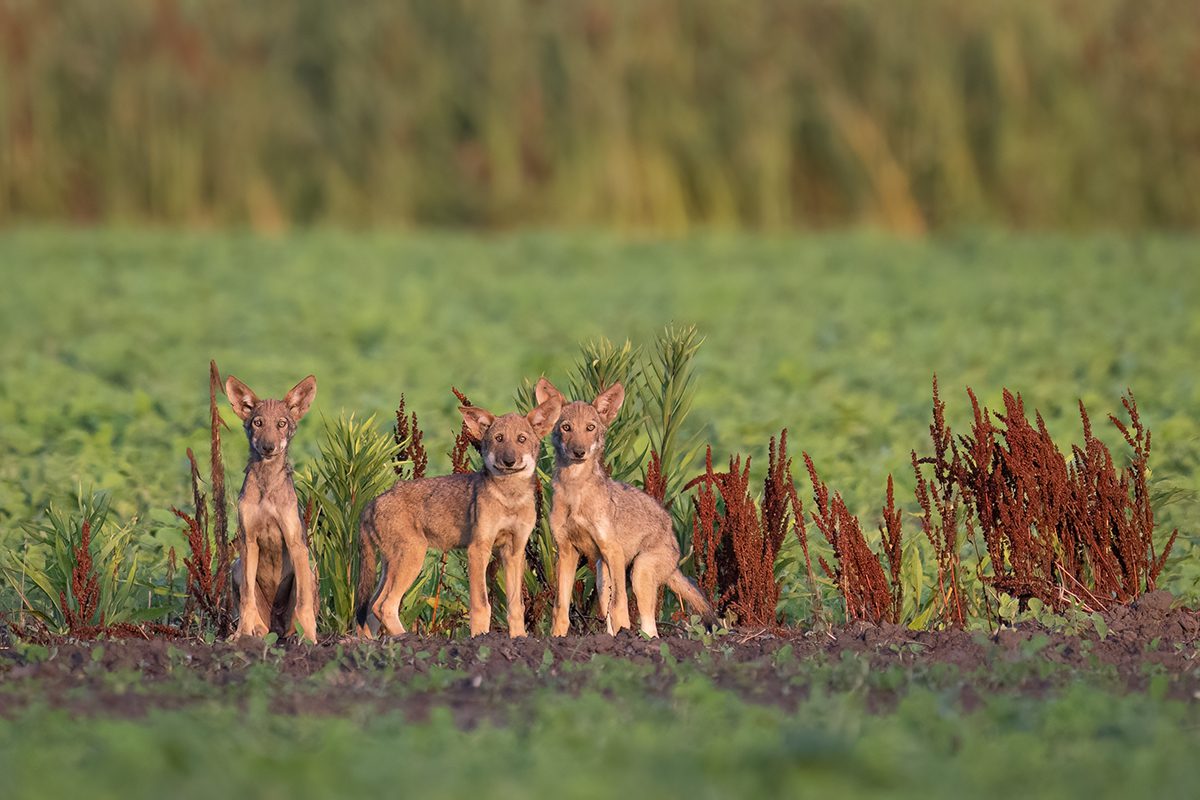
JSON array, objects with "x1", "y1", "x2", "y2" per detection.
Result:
[
  {"x1": 536, "y1": 377, "x2": 714, "y2": 637},
  {"x1": 224, "y1": 373, "x2": 320, "y2": 642},
  {"x1": 356, "y1": 394, "x2": 562, "y2": 638}
]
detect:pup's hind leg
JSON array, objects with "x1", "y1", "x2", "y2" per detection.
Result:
[
  {"x1": 631, "y1": 547, "x2": 676, "y2": 638},
  {"x1": 231, "y1": 556, "x2": 243, "y2": 621},
  {"x1": 272, "y1": 565, "x2": 296, "y2": 636},
  {"x1": 595, "y1": 535, "x2": 630, "y2": 634},
  {"x1": 374, "y1": 541, "x2": 427, "y2": 636},
  {"x1": 359, "y1": 567, "x2": 385, "y2": 639}
]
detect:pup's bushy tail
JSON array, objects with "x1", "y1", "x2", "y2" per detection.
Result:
[
  {"x1": 668, "y1": 569, "x2": 717, "y2": 628},
  {"x1": 354, "y1": 507, "x2": 378, "y2": 634}
]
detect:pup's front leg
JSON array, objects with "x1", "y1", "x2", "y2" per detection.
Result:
[
  {"x1": 234, "y1": 526, "x2": 269, "y2": 638},
  {"x1": 596, "y1": 533, "x2": 630, "y2": 634},
  {"x1": 549, "y1": 501, "x2": 577, "y2": 636},
  {"x1": 503, "y1": 531, "x2": 530, "y2": 638},
  {"x1": 282, "y1": 516, "x2": 318, "y2": 643},
  {"x1": 551, "y1": 541, "x2": 580, "y2": 636},
  {"x1": 466, "y1": 540, "x2": 493, "y2": 636}
]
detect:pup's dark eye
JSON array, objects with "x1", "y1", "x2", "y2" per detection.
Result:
[
  {"x1": 277, "y1": 419, "x2": 287, "y2": 429},
  {"x1": 252, "y1": 418, "x2": 263, "y2": 428},
  {"x1": 495, "y1": 433, "x2": 504, "y2": 442},
  {"x1": 561, "y1": 423, "x2": 571, "y2": 432},
  {"x1": 517, "y1": 434, "x2": 527, "y2": 443},
  {"x1": 586, "y1": 424, "x2": 596, "y2": 432}
]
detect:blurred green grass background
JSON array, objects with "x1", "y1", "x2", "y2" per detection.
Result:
[
  {"x1": 1, "y1": 0, "x2": 1197, "y2": 231},
  {"x1": 4, "y1": 648, "x2": 1200, "y2": 800}
]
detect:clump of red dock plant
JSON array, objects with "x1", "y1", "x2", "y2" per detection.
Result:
[
  {"x1": 911, "y1": 376, "x2": 966, "y2": 626},
  {"x1": 173, "y1": 447, "x2": 232, "y2": 636},
  {"x1": 449, "y1": 386, "x2": 478, "y2": 474},
  {"x1": 393, "y1": 393, "x2": 428, "y2": 479},
  {"x1": 59, "y1": 520, "x2": 101, "y2": 634},
  {"x1": 879, "y1": 475, "x2": 904, "y2": 623},
  {"x1": 954, "y1": 384, "x2": 1175, "y2": 613},
  {"x1": 803, "y1": 453, "x2": 896, "y2": 625},
  {"x1": 643, "y1": 448, "x2": 667, "y2": 506},
  {"x1": 207, "y1": 361, "x2": 231, "y2": 616},
  {"x1": 687, "y1": 431, "x2": 799, "y2": 626},
  {"x1": 169, "y1": 362, "x2": 236, "y2": 637}
]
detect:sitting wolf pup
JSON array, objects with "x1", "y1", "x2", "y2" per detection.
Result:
[
  {"x1": 535, "y1": 377, "x2": 714, "y2": 637},
  {"x1": 356, "y1": 393, "x2": 562, "y2": 638},
  {"x1": 224, "y1": 373, "x2": 320, "y2": 642}
]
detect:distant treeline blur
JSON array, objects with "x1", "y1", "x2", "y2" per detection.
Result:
[{"x1": 1, "y1": 0, "x2": 1196, "y2": 231}]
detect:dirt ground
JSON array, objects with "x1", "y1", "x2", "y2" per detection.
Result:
[{"x1": 2, "y1": 591, "x2": 1197, "y2": 724}]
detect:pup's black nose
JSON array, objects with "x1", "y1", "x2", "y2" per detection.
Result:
[
  {"x1": 261, "y1": 442, "x2": 276, "y2": 454},
  {"x1": 571, "y1": 447, "x2": 586, "y2": 459},
  {"x1": 502, "y1": 455, "x2": 517, "y2": 467}
]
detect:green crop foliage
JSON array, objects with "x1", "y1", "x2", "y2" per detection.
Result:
[
  {"x1": 0, "y1": 230, "x2": 1198, "y2": 625},
  {"x1": 0, "y1": 490, "x2": 160, "y2": 632},
  {"x1": 642, "y1": 324, "x2": 704, "y2": 508}
]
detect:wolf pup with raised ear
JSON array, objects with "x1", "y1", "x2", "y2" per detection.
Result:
[
  {"x1": 224, "y1": 373, "x2": 320, "y2": 642},
  {"x1": 355, "y1": 393, "x2": 562, "y2": 638},
  {"x1": 536, "y1": 377, "x2": 714, "y2": 637}
]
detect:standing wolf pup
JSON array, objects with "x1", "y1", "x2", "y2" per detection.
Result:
[
  {"x1": 356, "y1": 394, "x2": 562, "y2": 638},
  {"x1": 225, "y1": 373, "x2": 320, "y2": 642},
  {"x1": 535, "y1": 378, "x2": 714, "y2": 637}
]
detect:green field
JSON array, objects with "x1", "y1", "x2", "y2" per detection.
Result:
[
  {"x1": 2, "y1": 231, "x2": 1198, "y2": 569},
  {"x1": 2, "y1": 230, "x2": 1200, "y2": 798},
  {"x1": 15, "y1": 688, "x2": 1193, "y2": 800},
  {"x1": 5, "y1": 4, "x2": 1199, "y2": 796}
]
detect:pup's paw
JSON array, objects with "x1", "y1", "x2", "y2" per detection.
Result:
[{"x1": 233, "y1": 620, "x2": 270, "y2": 639}]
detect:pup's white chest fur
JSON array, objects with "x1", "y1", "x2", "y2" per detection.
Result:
[{"x1": 558, "y1": 484, "x2": 610, "y2": 542}]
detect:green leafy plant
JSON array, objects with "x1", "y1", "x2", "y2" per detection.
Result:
[
  {"x1": 562, "y1": 336, "x2": 647, "y2": 482},
  {"x1": 639, "y1": 326, "x2": 706, "y2": 622},
  {"x1": 297, "y1": 413, "x2": 396, "y2": 634},
  {"x1": 680, "y1": 613, "x2": 731, "y2": 645},
  {"x1": 0, "y1": 490, "x2": 158, "y2": 634},
  {"x1": 641, "y1": 324, "x2": 704, "y2": 514}
]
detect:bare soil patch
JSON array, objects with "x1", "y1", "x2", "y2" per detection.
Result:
[{"x1": 2, "y1": 592, "x2": 1196, "y2": 725}]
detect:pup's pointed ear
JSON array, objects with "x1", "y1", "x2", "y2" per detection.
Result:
[
  {"x1": 284, "y1": 375, "x2": 317, "y2": 421},
  {"x1": 534, "y1": 376, "x2": 566, "y2": 407},
  {"x1": 224, "y1": 375, "x2": 259, "y2": 421},
  {"x1": 458, "y1": 405, "x2": 496, "y2": 443},
  {"x1": 526, "y1": 395, "x2": 562, "y2": 439},
  {"x1": 593, "y1": 382, "x2": 625, "y2": 425}
]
